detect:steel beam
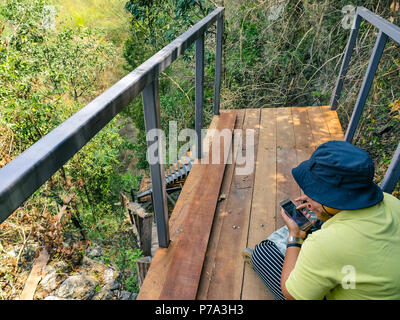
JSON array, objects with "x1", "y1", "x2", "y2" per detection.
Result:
[
  {"x1": 142, "y1": 78, "x2": 170, "y2": 248},
  {"x1": 344, "y1": 31, "x2": 387, "y2": 143},
  {"x1": 381, "y1": 144, "x2": 400, "y2": 193},
  {"x1": 214, "y1": 14, "x2": 224, "y2": 115},
  {"x1": 330, "y1": 14, "x2": 362, "y2": 110},
  {"x1": 195, "y1": 35, "x2": 205, "y2": 159}
]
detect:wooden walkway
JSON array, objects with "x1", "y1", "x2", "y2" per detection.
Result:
[{"x1": 137, "y1": 106, "x2": 344, "y2": 300}]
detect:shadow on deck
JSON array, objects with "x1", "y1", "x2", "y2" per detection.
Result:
[{"x1": 138, "y1": 106, "x2": 344, "y2": 300}]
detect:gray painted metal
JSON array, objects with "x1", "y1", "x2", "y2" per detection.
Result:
[
  {"x1": 331, "y1": 6, "x2": 400, "y2": 111},
  {"x1": 181, "y1": 162, "x2": 188, "y2": 176},
  {"x1": 142, "y1": 78, "x2": 170, "y2": 248},
  {"x1": 344, "y1": 31, "x2": 387, "y2": 143},
  {"x1": 137, "y1": 185, "x2": 183, "y2": 201},
  {"x1": 357, "y1": 7, "x2": 400, "y2": 44},
  {"x1": 214, "y1": 15, "x2": 224, "y2": 115},
  {"x1": 0, "y1": 8, "x2": 225, "y2": 244},
  {"x1": 195, "y1": 35, "x2": 205, "y2": 158},
  {"x1": 381, "y1": 144, "x2": 400, "y2": 193},
  {"x1": 330, "y1": 14, "x2": 362, "y2": 110},
  {"x1": 177, "y1": 164, "x2": 185, "y2": 177},
  {"x1": 330, "y1": 6, "x2": 400, "y2": 191}
]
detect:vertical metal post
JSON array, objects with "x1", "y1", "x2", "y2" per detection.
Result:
[
  {"x1": 344, "y1": 31, "x2": 387, "y2": 143},
  {"x1": 214, "y1": 14, "x2": 224, "y2": 115},
  {"x1": 142, "y1": 77, "x2": 170, "y2": 248},
  {"x1": 381, "y1": 143, "x2": 400, "y2": 193},
  {"x1": 330, "y1": 14, "x2": 362, "y2": 110},
  {"x1": 195, "y1": 35, "x2": 204, "y2": 159}
]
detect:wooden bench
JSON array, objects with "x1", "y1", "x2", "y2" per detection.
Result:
[{"x1": 137, "y1": 106, "x2": 344, "y2": 300}]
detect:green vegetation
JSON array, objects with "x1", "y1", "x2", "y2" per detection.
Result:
[
  {"x1": 122, "y1": 0, "x2": 215, "y2": 168},
  {"x1": 0, "y1": 0, "x2": 140, "y2": 298}
]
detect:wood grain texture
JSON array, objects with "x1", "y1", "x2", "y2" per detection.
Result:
[
  {"x1": 320, "y1": 106, "x2": 345, "y2": 140},
  {"x1": 137, "y1": 113, "x2": 221, "y2": 300},
  {"x1": 205, "y1": 109, "x2": 260, "y2": 300},
  {"x1": 307, "y1": 106, "x2": 332, "y2": 145},
  {"x1": 197, "y1": 109, "x2": 245, "y2": 299},
  {"x1": 241, "y1": 108, "x2": 277, "y2": 300},
  {"x1": 276, "y1": 108, "x2": 301, "y2": 229},
  {"x1": 159, "y1": 111, "x2": 236, "y2": 300}
]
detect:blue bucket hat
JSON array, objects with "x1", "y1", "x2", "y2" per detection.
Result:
[{"x1": 292, "y1": 140, "x2": 384, "y2": 210}]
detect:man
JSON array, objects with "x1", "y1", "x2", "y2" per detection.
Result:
[{"x1": 244, "y1": 140, "x2": 400, "y2": 300}]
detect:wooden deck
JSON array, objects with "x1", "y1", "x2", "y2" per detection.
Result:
[{"x1": 137, "y1": 106, "x2": 344, "y2": 300}]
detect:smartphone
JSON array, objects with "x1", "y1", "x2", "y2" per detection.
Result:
[{"x1": 280, "y1": 198, "x2": 312, "y2": 231}]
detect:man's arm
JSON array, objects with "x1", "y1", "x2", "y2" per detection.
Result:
[
  {"x1": 279, "y1": 208, "x2": 308, "y2": 300},
  {"x1": 281, "y1": 246, "x2": 301, "y2": 300}
]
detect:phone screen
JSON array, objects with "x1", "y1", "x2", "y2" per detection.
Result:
[{"x1": 281, "y1": 200, "x2": 310, "y2": 227}]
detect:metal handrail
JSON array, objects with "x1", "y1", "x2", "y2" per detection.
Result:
[
  {"x1": 0, "y1": 7, "x2": 225, "y2": 249},
  {"x1": 330, "y1": 6, "x2": 400, "y2": 193}
]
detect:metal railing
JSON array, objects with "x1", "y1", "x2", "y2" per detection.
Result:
[
  {"x1": 0, "y1": 7, "x2": 225, "y2": 249},
  {"x1": 330, "y1": 6, "x2": 400, "y2": 194}
]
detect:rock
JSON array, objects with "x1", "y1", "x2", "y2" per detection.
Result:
[
  {"x1": 103, "y1": 268, "x2": 114, "y2": 283},
  {"x1": 44, "y1": 296, "x2": 76, "y2": 300},
  {"x1": 92, "y1": 286, "x2": 114, "y2": 300},
  {"x1": 90, "y1": 267, "x2": 121, "y2": 300},
  {"x1": 56, "y1": 274, "x2": 99, "y2": 300},
  {"x1": 103, "y1": 268, "x2": 120, "y2": 290},
  {"x1": 81, "y1": 256, "x2": 106, "y2": 270},
  {"x1": 6, "y1": 248, "x2": 17, "y2": 258},
  {"x1": 54, "y1": 260, "x2": 69, "y2": 273},
  {"x1": 85, "y1": 243, "x2": 104, "y2": 259},
  {"x1": 81, "y1": 256, "x2": 95, "y2": 267},
  {"x1": 119, "y1": 290, "x2": 137, "y2": 300},
  {"x1": 40, "y1": 266, "x2": 58, "y2": 292}
]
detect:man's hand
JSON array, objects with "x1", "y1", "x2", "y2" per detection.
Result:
[{"x1": 280, "y1": 208, "x2": 310, "y2": 239}]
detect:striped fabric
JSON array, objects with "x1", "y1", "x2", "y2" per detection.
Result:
[{"x1": 251, "y1": 239, "x2": 286, "y2": 300}]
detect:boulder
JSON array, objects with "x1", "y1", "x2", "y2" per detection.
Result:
[
  {"x1": 103, "y1": 268, "x2": 120, "y2": 290},
  {"x1": 54, "y1": 260, "x2": 70, "y2": 273},
  {"x1": 92, "y1": 286, "x2": 114, "y2": 300},
  {"x1": 56, "y1": 274, "x2": 99, "y2": 300},
  {"x1": 119, "y1": 290, "x2": 137, "y2": 300},
  {"x1": 40, "y1": 266, "x2": 58, "y2": 292}
]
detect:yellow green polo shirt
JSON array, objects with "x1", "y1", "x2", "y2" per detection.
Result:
[{"x1": 285, "y1": 192, "x2": 400, "y2": 300}]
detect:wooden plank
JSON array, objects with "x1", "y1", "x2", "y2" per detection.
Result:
[
  {"x1": 292, "y1": 107, "x2": 316, "y2": 165},
  {"x1": 205, "y1": 108, "x2": 260, "y2": 300},
  {"x1": 307, "y1": 106, "x2": 332, "y2": 145},
  {"x1": 292, "y1": 107, "x2": 318, "y2": 200},
  {"x1": 136, "y1": 256, "x2": 152, "y2": 288},
  {"x1": 276, "y1": 107, "x2": 301, "y2": 229},
  {"x1": 197, "y1": 110, "x2": 245, "y2": 299},
  {"x1": 137, "y1": 113, "x2": 221, "y2": 300},
  {"x1": 241, "y1": 108, "x2": 276, "y2": 300},
  {"x1": 159, "y1": 111, "x2": 236, "y2": 300},
  {"x1": 169, "y1": 114, "x2": 221, "y2": 238},
  {"x1": 19, "y1": 248, "x2": 50, "y2": 300},
  {"x1": 320, "y1": 106, "x2": 345, "y2": 140}
]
